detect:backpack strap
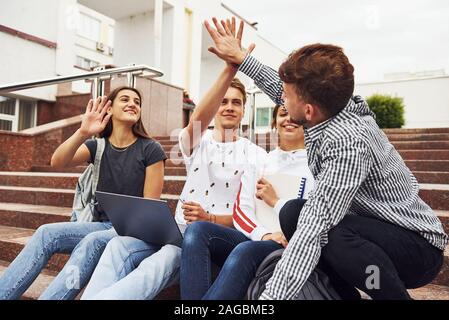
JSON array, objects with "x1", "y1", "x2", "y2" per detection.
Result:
[{"x1": 91, "y1": 137, "x2": 105, "y2": 195}]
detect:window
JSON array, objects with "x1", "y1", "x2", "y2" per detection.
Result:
[
  {"x1": 75, "y1": 56, "x2": 99, "y2": 70},
  {"x1": 78, "y1": 13, "x2": 101, "y2": 42},
  {"x1": 0, "y1": 96, "x2": 36, "y2": 132},
  {"x1": 0, "y1": 96, "x2": 16, "y2": 115},
  {"x1": 18, "y1": 100, "x2": 36, "y2": 131},
  {"x1": 256, "y1": 107, "x2": 273, "y2": 129},
  {"x1": 0, "y1": 120, "x2": 12, "y2": 131}
]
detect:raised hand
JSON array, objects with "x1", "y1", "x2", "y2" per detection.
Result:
[
  {"x1": 204, "y1": 17, "x2": 256, "y2": 66},
  {"x1": 79, "y1": 96, "x2": 112, "y2": 138}
]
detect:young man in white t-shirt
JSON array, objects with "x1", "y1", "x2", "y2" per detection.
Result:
[
  {"x1": 80, "y1": 59, "x2": 266, "y2": 299},
  {"x1": 179, "y1": 66, "x2": 273, "y2": 298}
]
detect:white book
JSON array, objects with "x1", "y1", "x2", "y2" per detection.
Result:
[{"x1": 255, "y1": 173, "x2": 305, "y2": 233}]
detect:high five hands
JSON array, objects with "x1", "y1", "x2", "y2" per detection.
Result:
[{"x1": 204, "y1": 17, "x2": 256, "y2": 66}]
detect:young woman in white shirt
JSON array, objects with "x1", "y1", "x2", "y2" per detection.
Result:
[{"x1": 182, "y1": 104, "x2": 315, "y2": 300}]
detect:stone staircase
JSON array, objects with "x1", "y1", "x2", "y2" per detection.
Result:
[{"x1": 1, "y1": 128, "x2": 449, "y2": 299}]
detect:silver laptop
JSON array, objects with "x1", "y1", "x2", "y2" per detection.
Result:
[{"x1": 96, "y1": 191, "x2": 183, "y2": 247}]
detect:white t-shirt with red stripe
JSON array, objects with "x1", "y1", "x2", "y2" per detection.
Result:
[
  {"x1": 232, "y1": 147, "x2": 315, "y2": 239},
  {"x1": 175, "y1": 129, "x2": 267, "y2": 238}
]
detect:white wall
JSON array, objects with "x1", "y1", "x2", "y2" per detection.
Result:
[
  {"x1": 356, "y1": 77, "x2": 449, "y2": 128},
  {"x1": 0, "y1": 0, "x2": 59, "y2": 42},
  {"x1": 161, "y1": 7, "x2": 174, "y2": 84},
  {"x1": 114, "y1": 12, "x2": 155, "y2": 68},
  {"x1": 0, "y1": 30, "x2": 57, "y2": 101},
  {"x1": 0, "y1": 0, "x2": 62, "y2": 100}
]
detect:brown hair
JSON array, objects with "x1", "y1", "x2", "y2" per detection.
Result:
[
  {"x1": 230, "y1": 78, "x2": 247, "y2": 106},
  {"x1": 99, "y1": 86, "x2": 150, "y2": 139},
  {"x1": 271, "y1": 105, "x2": 282, "y2": 129},
  {"x1": 278, "y1": 43, "x2": 354, "y2": 118}
]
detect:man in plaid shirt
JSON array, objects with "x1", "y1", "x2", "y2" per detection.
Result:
[{"x1": 204, "y1": 17, "x2": 448, "y2": 300}]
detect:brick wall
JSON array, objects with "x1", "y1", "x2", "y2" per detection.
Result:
[{"x1": 0, "y1": 120, "x2": 81, "y2": 171}]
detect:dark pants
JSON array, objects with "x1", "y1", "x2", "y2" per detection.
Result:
[
  {"x1": 180, "y1": 221, "x2": 250, "y2": 300},
  {"x1": 280, "y1": 199, "x2": 444, "y2": 300}
]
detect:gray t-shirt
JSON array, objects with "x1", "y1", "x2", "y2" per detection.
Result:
[{"x1": 85, "y1": 137, "x2": 167, "y2": 221}]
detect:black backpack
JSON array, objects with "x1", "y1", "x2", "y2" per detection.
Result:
[{"x1": 246, "y1": 249, "x2": 341, "y2": 300}]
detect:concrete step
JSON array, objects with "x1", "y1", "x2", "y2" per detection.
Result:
[
  {"x1": 414, "y1": 172, "x2": 449, "y2": 184},
  {"x1": 419, "y1": 184, "x2": 449, "y2": 211},
  {"x1": 157, "y1": 140, "x2": 178, "y2": 147},
  {"x1": 399, "y1": 150, "x2": 449, "y2": 160},
  {"x1": 0, "y1": 186, "x2": 179, "y2": 212},
  {"x1": 406, "y1": 160, "x2": 449, "y2": 172},
  {"x1": 0, "y1": 172, "x2": 80, "y2": 190},
  {"x1": 383, "y1": 128, "x2": 449, "y2": 134},
  {"x1": 31, "y1": 166, "x2": 86, "y2": 174},
  {"x1": 387, "y1": 133, "x2": 449, "y2": 142},
  {"x1": 0, "y1": 203, "x2": 71, "y2": 229},
  {"x1": 165, "y1": 167, "x2": 187, "y2": 176},
  {"x1": 392, "y1": 141, "x2": 449, "y2": 150},
  {"x1": 0, "y1": 172, "x2": 186, "y2": 197},
  {"x1": 0, "y1": 186, "x2": 76, "y2": 207}
]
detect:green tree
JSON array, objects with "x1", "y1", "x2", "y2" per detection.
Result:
[{"x1": 366, "y1": 94, "x2": 405, "y2": 128}]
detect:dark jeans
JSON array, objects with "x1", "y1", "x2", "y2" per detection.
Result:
[
  {"x1": 204, "y1": 240, "x2": 282, "y2": 300},
  {"x1": 180, "y1": 221, "x2": 249, "y2": 300},
  {"x1": 280, "y1": 199, "x2": 444, "y2": 300},
  {"x1": 180, "y1": 221, "x2": 283, "y2": 300}
]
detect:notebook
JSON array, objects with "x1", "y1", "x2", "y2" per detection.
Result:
[{"x1": 255, "y1": 173, "x2": 306, "y2": 233}]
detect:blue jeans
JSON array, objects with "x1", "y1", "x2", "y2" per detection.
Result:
[
  {"x1": 203, "y1": 240, "x2": 282, "y2": 300},
  {"x1": 0, "y1": 220, "x2": 115, "y2": 300},
  {"x1": 180, "y1": 221, "x2": 250, "y2": 300},
  {"x1": 81, "y1": 236, "x2": 181, "y2": 300}
]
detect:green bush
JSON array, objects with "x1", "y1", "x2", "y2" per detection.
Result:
[{"x1": 366, "y1": 94, "x2": 405, "y2": 128}]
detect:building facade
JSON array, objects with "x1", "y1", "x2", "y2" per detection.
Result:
[{"x1": 0, "y1": 0, "x2": 287, "y2": 133}]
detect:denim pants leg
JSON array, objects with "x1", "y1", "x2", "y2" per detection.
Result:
[
  {"x1": 204, "y1": 240, "x2": 283, "y2": 300},
  {"x1": 81, "y1": 236, "x2": 161, "y2": 299},
  {"x1": 87, "y1": 243, "x2": 181, "y2": 300},
  {"x1": 180, "y1": 221, "x2": 250, "y2": 300},
  {"x1": 0, "y1": 221, "x2": 112, "y2": 300},
  {"x1": 39, "y1": 226, "x2": 117, "y2": 300}
]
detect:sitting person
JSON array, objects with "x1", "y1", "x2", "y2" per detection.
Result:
[
  {"x1": 204, "y1": 17, "x2": 448, "y2": 300},
  {"x1": 180, "y1": 104, "x2": 314, "y2": 299},
  {"x1": 0, "y1": 86, "x2": 166, "y2": 300},
  {"x1": 81, "y1": 65, "x2": 267, "y2": 299}
]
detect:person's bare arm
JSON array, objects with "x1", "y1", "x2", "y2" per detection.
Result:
[
  {"x1": 143, "y1": 161, "x2": 165, "y2": 199},
  {"x1": 180, "y1": 64, "x2": 237, "y2": 157},
  {"x1": 182, "y1": 201, "x2": 233, "y2": 227}
]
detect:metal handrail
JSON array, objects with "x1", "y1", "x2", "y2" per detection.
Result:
[
  {"x1": 0, "y1": 64, "x2": 164, "y2": 98},
  {"x1": 246, "y1": 87, "x2": 263, "y2": 143}
]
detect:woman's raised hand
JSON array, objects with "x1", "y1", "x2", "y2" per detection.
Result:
[{"x1": 79, "y1": 96, "x2": 112, "y2": 138}]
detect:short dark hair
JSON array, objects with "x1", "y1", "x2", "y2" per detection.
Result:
[
  {"x1": 278, "y1": 43, "x2": 354, "y2": 117},
  {"x1": 229, "y1": 78, "x2": 247, "y2": 106}
]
